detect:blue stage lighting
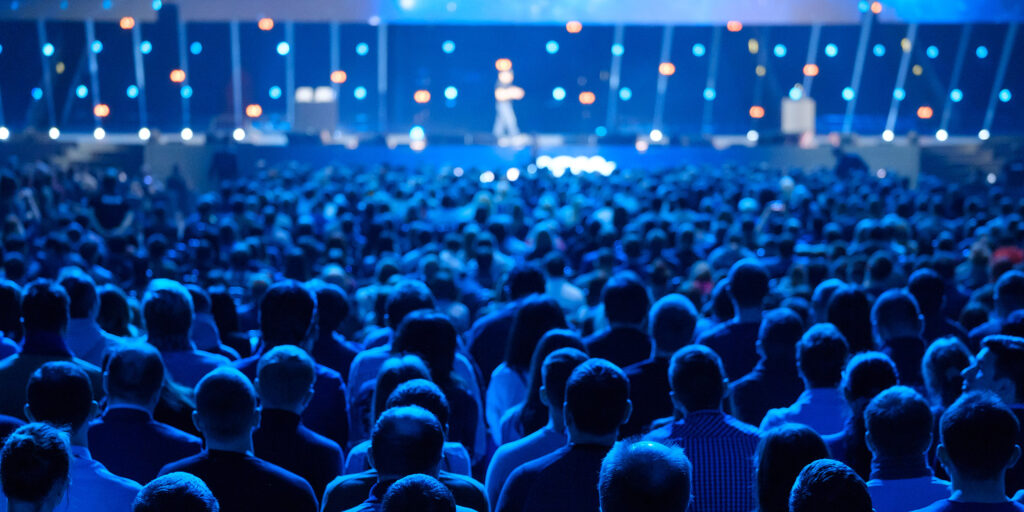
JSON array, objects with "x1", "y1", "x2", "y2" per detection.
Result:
[
  {"x1": 595, "y1": 126, "x2": 608, "y2": 137},
  {"x1": 42, "y1": 43, "x2": 54, "y2": 56},
  {"x1": 269, "y1": 86, "x2": 282, "y2": 99},
  {"x1": 442, "y1": 40, "x2": 455, "y2": 54},
  {"x1": 692, "y1": 43, "x2": 706, "y2": 57},
  {"x1": 127, "y1": 85, "x2": 139, "y2": 98},
  {"x1": 788, "y1": 86, "x2": 802, "y2": 101},
  {"x1": 91, "y1": 40, "x2": 103, "y2": 53},
  {"x1": 140, "y1": 41, "x2": 152, "y2": 54},
  {"x1": 703, "y1": 87, "x2": 716, "y2": 101},
  {"x1": 611, "y1": 43, "x2": 624, "y2": 56},
  {"x1": 180, "y1": 85, "x2": 193, "y2": 98},
  {"x1": 842, "y1": 87, "x2": 855, "y2": 101},
  {"x1": 546, "y1": 40, "x2": 559, "y2": 54},
  {"x1": 858, "y1": 1, "x2": 869, "y2": 12},
  {"x1": 356, "y1": 42, "x2": 369, "y2": 56},
  {"x1": 872, "y1": 44, "x2": 885, "y2": 57},
  {"x1": 102, "y1": 0, "x2": 111, "y2": 9},
  {"x1": 926, "y1": 45, "x2": 939, "y2": 59},
  {"x1": 152, "y1": 0, "x2": 162, "y2": 9},
  {"x1": 410, "y1": 126, "x2": 425, "y2": 141},
  {"x1": 354, "y1": 86, "x2": 367, "y2": 100},
  {"x1": 950, "y1": 89, "x2": 963, "y2": 102},
  {"x1": 0, "y1": 44, "x2": 3, "y2": 55},
  {"x1": 552, "y1": 87, "x2": 566, "y2": 101},
  {"x1": 75, "y1": 85, "x2": 88, "y2": 98},
  {"x1": 190, "y1": 41, "x2": 202, "y2": 55},
  {"x1": 824, "y1": 43, "x2": 838, "y2": 57},
  {"x1": 976, "y1": 45, "x2": 989, "y2": 59},
  {"x1": 444, "y1": 86, "x2": 458, "y2": 100},
  {"x1": 999, "y1": 89, "x2": 1012, "y2": 102},
  {"x1": 31, "y1": 88, "x2": 42, "y2": 100},
  {"x1": 773, "y1": 44, "x2": 787, "y2": 58},
  {"x1": 893, "y1": 88, "x2": 905, "y2": 101},
  {"x1": 619, "y1": 87, "x2": 632, "y2": 101},
  {"x1": 276, "y1": 42, "x2": 290, "y2": 55}
]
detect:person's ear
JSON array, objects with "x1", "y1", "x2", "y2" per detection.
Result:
[
  {"x1": 191, "y1": 410, "x2": 203, "y2": 434},
  {"x1": 936, "y1": 444, "x2": 951, "y2": 475},
  {"x1": 254, "y1": 378, "x2": 262, "y2": 398},
  {"x1": 367, "y1": 446, "x2": 376, "y2": 470},
  {"x1": 539, "y1": 386, "x2": 550, "y2": 408},
  {"x1": 621, "y1": 399, "x2": 633, "y2": 425},
  {"x1": 300, "y1": 386, "x2": 315, "y2": 409},
  {"x1": 563, "y1": 402, "x2": 574, "y2": 430},
  {"x1": 102, "y1": 371, "x2": 110, "y2": 397},
  {"x1": 252, "y1": 406, "x2": 262, "y2": 431},
  {"x1": 1008, "y1": 444, "x2": 1022, "y2": 471},
  {"x1": 88, "y1": 400, "x2": 99, "y2": 422},
  {"x1": 864, "y1": 429, "x2": 876, "y2": 455}
]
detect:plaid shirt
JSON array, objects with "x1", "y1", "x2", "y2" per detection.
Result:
[{"x1": 645, "y1": 410, "x2": 761, "y2": 512}]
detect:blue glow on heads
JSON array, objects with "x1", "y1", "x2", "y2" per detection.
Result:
[
  {"x1": 611, "y1": 43, "x2": 624, "y2": 56},
  {"x1": 140, "y1": 41, "x2": 152, "y2": 54},
  {"x1": 976, "y1": 45, "x2": 989, "y2": 59},
  {"x1": 269, "y1": 86, "x2": 282, "y2": 99},
  {"x1": 444, "y1": 86, "x2": 458, "y2": 100},
  {"x1": 42, "y1": 43, "x2": 54, "y2": 57},
  {"x1": 552, "y1": 87, "x2": 566, "y2": 101},
  {"x1": 950, "y1": 89, "x2": 963, "y2": 102},
  {"x1": 893, "y1": 88, "x2": 905, "y2": 100},
  {"x1": 276, "y1": 42, "x2": 290, "y2": 55},
  {"x1": 546, "y1": 40, "x2": 559, "y2": 54},
  {"x1": 926, "y1": 45, "x2": 939, "y2": 59},
  {"x1": 595, "y1": 126, "x2": 607, "y2": 137},
  {"x1": 842, "y1": 87, "x2": 855, "y2": 101},
  {"x1": 91, "y1": 40, "x2": 103, "y2": 53},
  {"x1": 872, "y1": 43, "x2": 885, "y2": 57},
  {"x1": 354, "y1": 86, "x2": 367, "y2": 100},
  {"x1": 180, "y1": 85, "x2": 193, "y2": 98},
  {"x1": 356, "y1": 42, "x2": 369, "y2": 56},
  {"x1": 619, "y1": 87, "x2": 632, "y2": 101},
  {"x1": 773, "y1": 44, "x2": 787, "y2": 58},
  {"x1": 999, "y1": 89, "x2": 1012, "y2": 102},
  {"x1": 441, "y1": 40, "x2": 455, "y2": 54},
  {"x1": 692, "y1": 43, "x2": 706, "y2": 57},
  {"x1": 190, "y1": 41, "x2": 202, "y2": 55},
  {"x1": 788, "y1": 86, "x2": 802, "y2": 101},
  {"x1": 127, "y1": 85, "x2": 139, "y2": 98},
  {"x1": 75, "y1": 85, "x2": 88, "y2": 98},
  {"x1": 703, "y1": 87, "x2": 716, "y2": 101},
  {"x1": 825, "y1": 43, "x2": 838, "y2": 57},
  {"x1": 31, "y1": 87, "x2": 42, "y2": 100}
]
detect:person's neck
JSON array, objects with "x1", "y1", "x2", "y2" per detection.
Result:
[
  {"x1": 69, "y1": 426, "x2": 89, "y2": 448},
  {"x1": 205, "y1": 435, "x2": 254, "y2": 456},
  {"x1": 733, "y1": 307, "x2": 762, "y2": 323},
  {"x1": 378, "y1": 466, "x2": 440, "y2": 485},
  {"x1": 264, "y1": 405, "x2": 305, "y2": 416},
  {"x1": 948, "y1": 477, "x2": 1011, "y2": 504},
  {"x1": 546, "y1": 411, "x2": 566, "y2": 435},
  {"x1": 567, "y1": 427, "x2": 618, "y2": 447},
  {"x1": 608, "y1": 321, "x2": 643, "y2": 331},
  {"x1": 107, "y1": 397, "x2": 156, "y2": 414}
]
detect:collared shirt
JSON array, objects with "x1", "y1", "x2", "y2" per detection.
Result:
[
  {"x1": 760, "y1": 387, "x2": 851, "y2": 437},
  {"x1": 161, "y1": 347, "x2": 231, "y2": 388},
  {"x1": 645, "y1": 410, "x2": 761, "y2": 512},
  {"x1": 911, "y1": 500, "x2": 1024, "y2": 512},
  {"x1": 868, "y1": 476, "x2": 951, "y2": 512},
  {"x1": 65, "y1": 318, "x2": 123, "y2": 368},
  {"x1": 486, "y1": 425, "x2": 566, "y2": 508},
  {"x1": 62, "y1": 445, "x2": 142, "y2": 512},
  {"x1": 344, "y1": 440, "x2": 471, "y2": 477}
]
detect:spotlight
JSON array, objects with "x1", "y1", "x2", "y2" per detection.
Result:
[
  {"x1": 409, "y1": 125, "x2": 425, "y2": 141},
  {"x1": 611, "y1": 43, "x2": 624, "y2": 56},
  {"x1": 892, "y1": 88, "x2": 905, "y2": 101},
  {"x1": 545, "y1": 41, "x2": 559, "y2": 54},
  {"x1": 703, "y1": 87, "x2": 716, "y2": 101},
  {"x1": 926, "y1": 45, "x2": 939, "y2": 59},
  {"x1": 566, "y1": 21, "x2": 582, "y2": 34},
  {"x1": 31, "y1": 88, "x2": 43, "y2": 100},
  {"x1": 552, "y1": 87, "x2": 566, "y2": 101},
  {"x1": 882, "y1": 130, "x2": 894, "y2": 142},
  {"x1": 935, "y1": 129, "x2": 948, "y2": 141},
  {"x1": 746, "y1": 130, "x2": 759, "y2": 142},
  {"x1": 976, "y1": 46, "x2": 988, "y2": 59},
  {"x1": 824, "y1": 43, "x2": 838, "y2": 57},
  {"x1": 170, "y1": 69, "x2": 186, "y2": 83},
  {"x1": 649, "y1": 129, "x2": 663, "y2": 142},
  {"x1": 276, "y1": 42, "x2": 290, "y2": 56},
  {"x1": 749, "y1": 105, "x2": 765, "y2": 119},
  {"x1": 842, "y1": 87, "x2": 855, "y2": 101},
  {"x1": 138, "y1": 127, "x2": 151, "y2": 140},
  {"x1": 726, "y1": 21, "x2": 742, "y2": 32},
  {"x1": 0, "y1": 127, "x2": 7, "y2": 141},
  {"x1": 76, "y1": 85, "x2": 88, "y2": 98},
  {"x1": 232, "y1": 128, "x2": 245, "y2": 141},
  {"x1": 872, "y1": 44, "x2": 885, "y2": 57},
  {"x1": 180, "y1": 86, "x2": 193, "y2": 99},
  {"x1": 119, "y1": 17, "x2": 135, "y2": 30},
  {"x1": 480, "y1": 170, "x2": 495, "y2": 183},
  {"x1": 950, "y1": 89, "x2": 962, "y2": 102},
  {"x1": 618, "y1": 87, "x2": 632, "y2": 101},
  {"x1": 354, "y1": 86, "x2": 367, "y2": 100},
  {"x1": 91, "y1": 41, "x2": 103, "y2": 54},
  {"x1": 127, "y1": 85, "x2": 139, "y2": 98},
  {"x1": 190, "y1": 41, "x2": 202, "y2": 55},
  {"x1": 987, "y1": 173, "x2": 997, "y2": 184},
  {"x1": 999, "y1": 89, "x2": 1011, "y2": 102},
  {"x1": 444, "y1": 86, "x2": 458, "y2": 100},
  {"x1": 773, "y1": 44, "x2": 787, "y2": 58},
  {"x1": 579, "y1": 91, "x2": 595, "y2": 105},
  {"x1": 442, "y1": 40, "x2": 455, "y2": 54},
  {"x1": 48, "y1": 127, "x2": 60, "y2": 140},
  {"x1": 506, "y1": 167, "x2": 520, "y2": 182},
  {"x1": 245, "y1": 104, "x2": 262, "y2": 118},
  {"x1": 42, "y1": 43, "x2": 54, "y2": 57},
  {"x1": 258, "y1": 18, "x2": 274, "y2": 31},
  {"x1": 181, "y1": 127, "x2": 193, "y2": 140},
  {"x1": 93, "y1": 104, "x2": 110, "y2": 118},
  {"x1": 356, "y1": 42, "x2": 369, "y2": 56},
  {"x1": 495, "y1": 58, "x2": 512, "y2": 71},
  {"x1": 269, "y1": 86, "x2": 282, "y2": 99},
  {"x1": 692, "y1": 43, "x2": 706, "y2": 57},
  {"x1": 330, "y1": 70, "x2": 347, "y2": 84},
  {"x1": 140, "y1": 41, "x2": 152, "y2": 54},
  {"x1": 917, "y1": 106, "x2": 933, "y2": 119},
  {"x1": 802, "y1": 64, "x2": 819, "y2": 77},
  {"x1": 658, "y1": 62, "x2": 676, "y2": 76},
  {"x1": 978, "y1": 129, "x2": 990, "y2": 140},
  {"x1": 414, "y1": 90, "x2": 431, "y2": 103},
  {"x1": 93, "y1": 127, "x2": 106, "y2": 140}
]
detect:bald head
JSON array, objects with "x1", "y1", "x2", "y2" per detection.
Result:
[
  {"x1": 256, "y1": 345, "x2": 316, "y2": 411},
  {"x1": 599, "y1": 441, "x2": 692, "y2": 512},
  {"x1": 194, "y1": 368, "x2": 258, "y2": 442}
]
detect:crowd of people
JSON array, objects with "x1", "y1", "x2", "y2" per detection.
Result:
[{"x1": 0, "y1": 155, "x2": 1022, "y2": 512}]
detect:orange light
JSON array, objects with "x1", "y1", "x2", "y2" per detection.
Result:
[
  {"x1": 495, "y1": 58, "x2": 512, "y2": 71},
  {"x1": 169, "y1": 69, "x2": 186, "y2": 83},
  {"x1": 870, "y1": 1, "x2": 882, "y2": 14},
  {"x1": 93, "y1": 104, "x2": 110, "y2": 118},
  {"x1": 658, "y1": 62, "x2": 676, "y2": 76},
  {"x1": 258, "y1": 18, "x2": 274, "y2": 31},
  {"x1": 245, "y1": 104, "x2": 262, "y2": 118},
  {"x1": 727, "y1": 21, "x2": 743, "y2": 32},
  {"x1": 566, "y1": 21, "x2": 583, "y2": 34},
  {"x1": 917, "y1": 106, "x2": 933, "y2": 119},
  {"x1": 749, "y1": 105, "x2": 765, "y2": 119},
  {"x1": 330, "y1": 70, "x2": 348, "y2": 84},
  {"x1": 414, "y1": 90, "x2": 431, "y2": 103},
  {"x1": 119, "y1": 17, "x2": 135, "y2": 30},
  {"x1": 802, "y1": 63, "x2": 820, "y2": 77},
  {"x1": 579, "y1": 91, "x2": 596, "y2": 105}
]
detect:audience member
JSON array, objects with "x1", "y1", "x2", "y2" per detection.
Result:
[
  {"x1": 754, "y1": 424, "x2": 830, "y2": 512},
  {"x1": 789, "y1": 459, "x2": 874, "y2": 512},
  {"x1": 909, "y1": 269, "x2": 969, "y2": 343},
  {"x1": 350, "y1": 354, "x2": 431, "y2": 461},
  {"x1": 468, "y1": 266, "x2": 546, "y2": 387},
  {"x1": 143, "y1": 279, "x2": 230, "y2": 388},
  {"x1": 828, "y1": 286, "x2": 877, "y2": 354},
  {"x1": 697, "y1": 259, "x2": 770, "y2": 380},
  {"x1": 0, "y1": 423, "x2": 71, "y2": 512},
  {"x1": 583, "y1": 272, "x2": 653, "y2": 369},
  {"x1": 729, "y1": 307, "x2": 805, "y2": 426},
  {"x1": 922, "y1": 337, "x2": 974, "y2": 479},
  {"x1": 58, "y1": 267, "x2": 124, "y2": 367},
  {"x1": 597, "y1": 440, "x2": 692, "y2": 512},
  {"x1": 186, "y1": 285, "x2": 240, "y2": 361},
  {"x1": 381, "y1": 474, "x2": 466, "y2": 512},
  {"x1": 872, "y1": 289, "x2": 928, "y2": 388},
  {"x1": 969, "y1": 271, "x2": 1024, "y2": 350},
  {"x1": 307, "y1": 280, "x2": 362, "y2": 381},
  {"x1": 133, "y1": 472, "x2": 220, "y2": 512}
]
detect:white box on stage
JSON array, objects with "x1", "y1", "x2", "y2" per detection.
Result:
[{"x1": 781, "y1": 97, "x2": 816, "y2": 135}]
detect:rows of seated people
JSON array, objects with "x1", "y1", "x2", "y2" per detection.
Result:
[{"x1": 0, "y1": 159, "x2": 1021, "y2": 512}]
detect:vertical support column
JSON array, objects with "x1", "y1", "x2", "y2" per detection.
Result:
[
  {"x1": 177, "y1": 15, "x2": 191, "y2": 131},
  {"x1": 84, "y1": 19, "x2": 102, "y2": 133},
  {"x1": 651, "y1": 25, "x2": 674, "y2": 132},
  {"x1": 131, "y1": 22, "x2": 148, "y2": 130},
  {"x1": 841, "y1": 11, "x2": 874, "y2": 135},
  {"x1": 982, "y1": 23, "x2": 1018, "y2": 135},
  {"x1": 701, "y1": 27, "x2": 722, "y2": 135},
  {"x1": 605, "y1": 24, "x2": 625, "y2": 133},
  {"x1": 230, "y1": 20, "x2": 243, "y2": 131},
  {"x1": 377, "y1": 23, "x2": 388, "y2": 133},
  {"x1": 285, "y1": 21, "x2": 296, "y2": 128},
  {"x1": 938, "y1": 24, "x2": 973, "y2": 135},
  {"x1": 884, "y1": 24, "x2": 916, "y2": 136}
]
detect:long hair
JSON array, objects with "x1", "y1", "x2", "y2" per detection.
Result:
[
  {"x1": 504, "y1": 295, "x2": 567, "y2": 372},
  {"x1": 516, "y1": 329, "x2": 586, "y2": 436}
]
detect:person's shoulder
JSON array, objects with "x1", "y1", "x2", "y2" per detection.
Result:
[
  {"x1": 251, "y1": 455, "x2": 316, "y2": 490},
  {"x1": 696, "y1": 322, "x2": 729, "y2": 342},
  {"x1": 151, "y1": 419, "x2": 204, "y2": 445},
  {"x1": 908, "y1": 499, "x2": 952, "y2": 512},
  {"x1": 70, "y1": 357, "x2": 103, "y2": 376},
  {"x1": 439, "y1": 470, "x2": 485, "y2": 494},
  {"x1": 299, "y1": 424, "x2": 344, "y2": 455},
  {"x1": 723, "y1": 413, "x2": 761, "y2": 437},
  {"x1": 91, "y1": 460, "x2": 143, "y2": 491},
  {"x1": 158, "y1": 451, "x2": 206, "y2": 476},
  {"x1": 643, "y1": 422, "x2": 675, "y2": 443},
  {"x1": 325, "y1": 470, "x2": 376, "y2": 496},
  {"x1": 315, "y1": 362, "x2": 345, "y2": 384}
]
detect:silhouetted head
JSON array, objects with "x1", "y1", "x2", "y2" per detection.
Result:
[{"x1": 598, "y1": 441, "x2": 692, "y2": 512}]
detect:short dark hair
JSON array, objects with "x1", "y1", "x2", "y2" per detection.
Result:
[
  {"x1": 0, "y1": 423, "x2": 70, "y2": 504},
  {"x1": 908, "y1": 268, "x2": 945, "y2": 314},
  {"x1": 27, "y1": 362, "x2": 94, "y2": 432},
  {"x1": 385, "y1": 379, "x2": 451, "y2": 429},
  {"x1": 383, "y1": 280, "x2": 435, "y2": 330},
  {"x1": 598, "y1": 441, "x2": 692, "y2": 512},
  {"x1": 826, "y1": 286, "x2": 875, "y2": 353},
  {"x1": 922, "y1": 337, "x2": 972, "y2": 408},
  {"x1": 259, "y1": 280, "x2": 317, "y2": 348},
  {"x1": 370, "y1": 406, "x2": 445, "y2": 476},
  {"x1": 797, "y1": 323, "x2": 850, "y2": 388},
  {"x1": 940, "y1": 391, "x2": 1021, "y2": 480},
  {"x1": 727, "y1": 259, "x2": 769, "y2": 308},
  {"x1": 21, "y1": 279, "x2": 70, "y2": 333},
  {"x1": 789, "y1": 459, "x2": 873, "y2": 512},
  {"x1": 755, "y1": 424, "x2": 830, "y2": 512},
  {"x1": 257, "y1": 345, "x2": 316, "y2": 409},
  {"x1": 870, "y1": 289, "x2": 922, "y2": 336},
  {"x1": 392, "y1": 310, "x2": 458, "y2": 384},
  {"x1": 194, "y1": 367, "x2": 257, "y2": 441},
  {"x1": 542, "y1": 347, "x2": 589, "y2": 411},
  {"x1": 133, "y1": 472, "x2": 220, "y2": 512},
  {"x1": 185, "y1": 285, "x2": 212, "y2": 314},
  {"x1": 602, "y1": 272, "x2": 651, "y2": 325},
  {"x1": 995, "y1": 270, "x2": 1024, "y2": 316},
  {"x1": 759, "y1": 308, "x2": 804, "y2": 357},
  {"x1": 842, "y1": 352, "x2": 899, "y2": 404},
  {"x1": 381, "y1": 474, "x2": 455, "y2": 512},
  {"x1": 669, "y1": 345, "x2": 726, "y2": 412},
  {"x1": 565, "y1": 359, "x2": 630, "y2": 436},
  {"x1": 307, "y1": 280, "x2": 350, "y2": 333},
  {"x1": 864, "y1": 386, "x2": 933, "y2": 458},
  {"x1": 811, "y1": 279, "x2": 845, "y2": 323},
  {"x1": 106, "y1": 343, "x2": 166, "y2": 405},
  {"x1": 371, "y1": 355, "x2": 432, "y2": 425},
  {"x1": 505, "y1": 265, "x2": 546, "y2": 300},
  {"x1": 143, "y1": 279, "x2": 194, "y2": 341},
  {"x1": 504, "y1": 295, "x2": 567, "y2": 371},
  {"x1": 57, "y1": 267, "x2": 98, "y2": 319},
  {"x1": 648, "y1": 294, "x2": 698, "y2": 353},
  {"x1": 980, "y1": 335, "x2": 1024, "y2": 401},
  {"x1": 0, "y1": 280, "x2": 23, "y2": 341}
]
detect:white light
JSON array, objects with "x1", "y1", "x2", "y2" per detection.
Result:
[
  {"x1": 979, "y1": 129, "x2": 990, "y2": 141},
  {"x1": 181, "y1": 127, "x2": 194, "y2": 140},
  {"x1": 935, "y1": 129, "x2": 948, "y2": 142},
  {"x1": 410, "y1": 139, "x2": 426, "y2": 151},
  {"x1": 453, "y1": 167, "x2": 464, "y2": 177},
  {"x1": 876, "y1": 168, "x2": 887, "y2": 179},
  {"x1": 882, "y1": 129, "x2": 894, "y2": 142},
  {"x1": 48, "y1": 127, "x2": 60, "y2": 140},
  {"x1": 233, "y1": 128, "x2": 245, "y2": 141},
  {"x1": 536, "y1": 155, "x2": 552, "y2": 168},
  {"x1": 987, "y1": 173, "x2": 997, "y2": 184},
  {"x1": 314, "y1": 86, "x2": 335, "y2": 102},
  {"x1": 635, "y1": 139, "x2": 649, "y2": 153},
  {"x1": 138, "y1": 127, "x2": 151, "y2": 140},
  {"x1": 649, "y1": 129, "x2": 663, "y2": 143},
  {"x1": 506, "y1": 167, "x2": 520, "y2": 181},
  {"x1": 276, "y1": 42, "x2": 290, "y2": 56},
  {"x1": 746, "y1": 130, "x2": 759, "y2": 142},
  {"x1": 409, "y1": 125, "x2": 425, "y2": 141},
  {"x1": 0, "y1": 127, "x2": 8, "y2": 141},
  {"x1": 399, "y1": 0, "x2": 414, "y2": 9},
  {"x1": 296, "y1": 87, "x2": 315, "y2": 103},
  {"x1": 93, "y1": 127, "x2": 106, "y2": 140},
  {"x1": 480, "y1": 170, "x2": 495, "y2": 183}
]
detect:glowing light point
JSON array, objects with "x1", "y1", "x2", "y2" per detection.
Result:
[
  {"x1": 76, "y1": 85, "x2": 88, "y2": 98},
  {"x1": 579, "y1": 91, "x2": 596, "y2": 105},
  {"x1": 872, "y1": 43, "x2": 885, "y2": 57},
  {"x1": 180, "y1": 127, "x2": 194, "y2": 140},
  {"x1": 987, "y1": 173, "x2": 997, "y2": 184},
  {"x1": 170, "y1": 69, "x2": 186, "y2": 83},
  {"x1": 354, "y1": 86, "x2": 367, "y2": 100},
  {"x1": 269, "y1": 86, "x2": 282, "y2": 99},
  {"x1": 31, "y1": 88, "x2": 43, "y2": 100},
  {"x1": 232, "y1": 128, "x2": 245, "y2": 141},
  {"x1": 546, "y1": 40, "x2": 559, "y2": 54},
  {"x1": 979, "y1": 129, "x2": 990, "y2": 141},
  {"x1": 788, "y1": 86, "x2": 803, "y2": 101},
  {"x1": 42, "y1": 43, "x2": 54, "y2": 57},
  {"x1": 93, "y1": 127, "x2": 106, "y2": 140},
  {"x1": 355, "y1": 42, "x2": 369, "y2": 56},
  {"x1": 917, "y1": 105, "x2": 933, "y2": 119},
  {"x1": 747, "y1": 130, "x2": 759, "y2": 142},
  {"x1": 180, "y1": 86, "x2": 193, "y2": 99},
  {"x1": 480, "y1": 170, "x2": 495, "y2": 183},
  {"x1": 803, "y1": 63, "x2": 819, "y2": 76},
  {"x1": 935, "y1": 129, "x2": 948, "y2": 141},
  {"x1": 552, "y1": 87, "x2": 566, "y2": 101},
  {"x1": 443, "y1": 86, "x2": 458, "y2": 100},
  {"x1": 692, "y1": 43, "x2": 706, "y2": 57},
  {"x1": 649, "y1": 129, "x2": 663, "y2": 142},
  {"x1": 190, "y1": 41, "x2": 202, "y2": 55},
  {"x1": 442, "y1": 40, "x2": 455, "y2": 54},
  {"x1": 506, "y1": 168, "x2": 520, "y2": 182},
  {"x1": 258, "y1": 18, "x2": 274, "y2": 31},
  {"x1": 999, "y1": 89, "x2": 1011, "y2": 102},
  {"x1": 619, "y1": 87, "x2": 632, "y2": 101},
  {"x1": 330, "y1": 70, "x2": 347, "y2": 84},
  {"x1": 276, "y1": 42, "x2": 290, "y2": 55},
  {"x1": 119, "y1": 17, "x2": 135, "y2": 30},
  {"x1": 48, "y1": 127, "x2": 60, "y2": 140},
  {"x1": 912, "y1": 64, "x2": 923, "y2": 76},
  {"x1": 93, "y1": 104, "x2": 110, "y2": 118},
  {"x1": 0, "y1": 127, "x2": 8, "y2": 141},
  {"x1": 773, "y1": 44, "x2": 787, "y2": 58},
  {"x1": 140, "y1": 41, "x2": 152, "y2": 54},
  {"x1": 825, "y1": 43, "x2": 838, "y2": 57},
  {"x1": 245, "y1": 104, "x2": 262, "y2": 118},
  {"x1": 127, "y1": 85, "x2": 139, "y2": 98},
  {"x1": 138, "y1": 127, "x2": 151, "y2": 140},
  {"x1": 870, "y1": 1, "x2": 882, "y2": 14},
  {"x1": 749, "y1": 105, "x2": 765, "y2": 119},
  {"x1": 91, "y1": 40, "x2": 103, "y2": 54},
  {"x1": 893, "y1": 88, "x2": 905, "y2": 101},
  {"x1": 882, "y1": 129, "x2": 894, "y2": 142},
  {"x1": 703, "y1": 87, "x2": 716, "y2": 101},
  {"x1": 566, "y1": 21, "x2": 582, "y2": 34},
  {"x1": 976, "y1": 46, "x2": 989, "y2": 59},
  {"x1": 926, "y1": 45, "x2": 939, "y2": 59},
  {"x1": 414, "y1": 90, "x2": 431, "y2": 103},
  {"x1": 611, "y1": 43, "x2": 624, "y2": 56},
  {"x1": 726, "y1": 21, "x2": 742, "y2": 32},
  {"x1": 950, "y1": 89, "x2": 963, "y2": 102},
  {"x1": 842, "y1": 87, "x2": 855, "y2": 101},
  {"x1": 659, "y1": 62, "x2": 676, "y2": 76},
  {"x1": 495, "y1": 58, "x2": 512, "y2": 71}
]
